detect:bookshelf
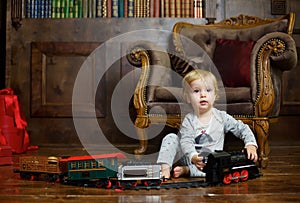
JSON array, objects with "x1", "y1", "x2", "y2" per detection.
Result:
[
  {"x1": 12, "y1": 0, "x2": 209, "y2": 29},
  {"x1": 6, "y1": 0, "x2": 209, "y2": 147}
]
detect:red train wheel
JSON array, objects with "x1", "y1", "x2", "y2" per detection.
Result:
[
  {"x1": 240, "y1": 170, "x2": 249, "y2": 181},
  {"x1": 143, "y1": 181, "x2": 149, "y2": 187},
  {"x1": 223, "y1": 173, "x2": 232, "y2": 185},
  {"x1": 30, "y1": 175, "x2": 35, "y2": 181},
  {"x1": 232, "y1": 171, "x2": 240, "y2": 183},
  {"x1": 132, "y1": 181, "x2": 138, "y2": 187},
  {"x1": 105, "y1": 180, "x2": 112, "y2": 189}
]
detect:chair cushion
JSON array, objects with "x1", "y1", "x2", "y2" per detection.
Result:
[
  {"x1": 153, "y1": 86, "x2": 251, "y2": 103},
  {"x1": 213, "y1": 38, "x2": 255, "y2": 87}
]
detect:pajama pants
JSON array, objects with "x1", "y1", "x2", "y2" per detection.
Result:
[{"x1": 156, "y1": 133, "x2": 206, "y2": 177}]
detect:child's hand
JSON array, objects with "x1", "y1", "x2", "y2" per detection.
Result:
[
  {"x1": 245, "y1": 145, "x2": 258, "y2": 162},
  {"x1": 191, "y1": 154, "x2": 206, "y2": 171}
]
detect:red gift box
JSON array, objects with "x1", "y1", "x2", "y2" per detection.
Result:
[
  {"x1": 0, "y1": 88, "x2": 31, "y2": 153},
  {"x1": 1, "y1": 128, "x2": 25, "y2": 154},
  {"x1": 0, "y1": 145, "x2": 12, "y2": 165},
  {"x1": 0, "y1": 115, "x2": 14, "y2": 127}
]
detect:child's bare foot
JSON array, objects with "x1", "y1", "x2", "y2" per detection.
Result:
[
  {"x1": 173, "y1": 166, "x2": 189, "y2": 178},
  {"x1": 161, "y1": 164, "x2": 171, "y2": 181}
]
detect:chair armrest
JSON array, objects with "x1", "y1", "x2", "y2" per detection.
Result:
[
  {"x1": 260, "y1": 32, "x2": 297, "y2": 71},
  {"x1": 251, "y1": 32, "x2": 297, "y2": 117},
  {"x1": 126, "y1": 41, "x2": 173, "y2": 120}
]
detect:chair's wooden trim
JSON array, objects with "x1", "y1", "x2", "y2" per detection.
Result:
[
  {"x1": 255, "y1": 48, "x2": 275, "y2": 117},
  {"x1": 172, "y1": 12, "x2": 295, "y2": 55},
  {"x1": 131, "y1": 48, "x2": 151, "y2": 125}
]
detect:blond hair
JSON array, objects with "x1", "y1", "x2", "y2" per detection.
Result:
[{"x1": 182, "y1": 69, "x2": 219, "y2": 102}]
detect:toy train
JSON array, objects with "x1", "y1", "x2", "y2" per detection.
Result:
[
  {"x1": 203, "y1": 150, "x2": 261, "y2": 185},
  {"x1": 14, "y1": 150, "x2": 261, "y2": 189}
]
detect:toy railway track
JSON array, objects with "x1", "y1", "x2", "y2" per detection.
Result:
[
  {"x1": 118, "y1": 180, "x2": 210, "y2": 190},
  {"x1": 63, "y1": 179, "x2": 209, "y2": 190}
]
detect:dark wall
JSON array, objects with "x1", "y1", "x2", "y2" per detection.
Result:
[{"x1": 0, "y1": 1, "x2": 6, "y2": 89}]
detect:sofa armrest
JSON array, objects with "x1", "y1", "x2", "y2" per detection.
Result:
[{"x1": 126, "y1": 41, "x2": 173, "y2": 122}]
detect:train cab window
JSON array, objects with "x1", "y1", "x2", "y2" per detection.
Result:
[{"x1": 97, "y1": 161, "x2": 103, "y2": 168}]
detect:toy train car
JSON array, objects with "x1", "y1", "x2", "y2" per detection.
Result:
[
  {"x1": 59, "y1": 153, "x2": 126, "y2": 188},
  {"x1": 17, "y1": 155, "x2": 62, "y2": 182},
  {"x1": 117, "y1": 162, "x2": 162, "y2": 187},
  {"x1": 203, "y1": 150, "x2": 261, "y2": 185}
]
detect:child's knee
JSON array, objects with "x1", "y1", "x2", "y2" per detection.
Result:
[{"x1": 163, "y1": 133, "x2": 179, "y2": 142}]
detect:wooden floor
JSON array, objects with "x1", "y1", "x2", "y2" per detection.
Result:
[{"x1": 0, "y1": 145, "x2": 300, "y2": 203}]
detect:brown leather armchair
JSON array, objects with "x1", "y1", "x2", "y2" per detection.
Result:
[{"x1": 127, "y1": 13, "x2": 297, "y2": 168}]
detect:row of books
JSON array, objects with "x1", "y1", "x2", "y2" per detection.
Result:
[{"x1": 24, "y1": 0, "x2": 205, "y2": 18}]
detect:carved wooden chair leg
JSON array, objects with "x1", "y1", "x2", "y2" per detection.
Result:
[
  {"x1": 254, "y1": 120, "x2": 270, "y2": 168},
  {"x1": 134, "y1": 127, "x2": 148, "y2": 155}
]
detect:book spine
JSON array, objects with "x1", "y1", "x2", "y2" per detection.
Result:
[
  {"x1": 119, "y1": 0, "x2": 124, "y2": 17},
  {"x1": 145, "y1": 0, "x2": 150, "y2": 17},
  {"x1": 160, "y1": 0, "x2": 164, "y2": 17},
  {"x1": 60, "y1": 0, "x2": 65, "y2": 18},
  {"x1": 154, "y1": 0, "x2": 160, "y2": 17},
  {"x1": 106, "y1": 0, "x2": 112, "y2": 17},
  {"x1": 46, "y1": 0, "x2": 52, "y2": 18},
  {"x1": 112, "y1": 0, "x2": 119, "y2": 17},
  {"x1": 96, "y1": 0, "x2": 102, "y2": 17},
  {"x1": 74, "y1": 0, "x2": 80, "y2": 18},
  {"x1": 78, "y1": 0, "x2": 83, "y2": 17},
  {"x1": 82, "y1": 0, "x2": 88, "y2": 17},
  {"x1": 149, "y1": 0, "x2": 154, "y2": 17},
  {"x1": 184, "y1": 0, "x2": 191, "y2": 18},
  {"x1": 193, "y1": 0, "x2": 203, "y2": 18},
  {"x1": 102, "y1": 0, "x2": 107, "y2": 17},
  {"x1": 127, "y1": 0, "x2": 134, "y2": 17},
  {"x1": 124, "y1": 0, "x2": 128, "y2": 17},
  {"x1": 92, "y1": 0, "x2": 97, "y2": 17},
  {"x1": 33, "y1": 0, "x2": 38, "y2": 18},
  {"x1": 170, "y1": 0, "x2": 175, "y2": 17},
  {"x1": 134, "y1": 0, "x2": 138, "y2": 17},
  {"x1": 175, "y1": 0, "x2": 181, "y2": 17},
  {"x1": 51, "y1": 0, "x2": 56, "y2": 18},
  {"x1": 56, "y1": 0, "x2": 61, "y2": 18},
  {"x1": 64, "y1": 0, "x2": 69, "y2": 18},
  {"x1": 164, "y1": 0, "x2": 169, "y2": 18},
  {"x1": 69, "y1": 0, "x2": 74, "y2": 17},
  {"x1": 40, "y1": 0, "x2": 46, "y2": 18},
  {"x1": 25, "y1": 0, "x2": 31, "y2": 18}
]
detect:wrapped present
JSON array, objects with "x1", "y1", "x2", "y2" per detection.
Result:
[
  {"x1": 0, "y1": 88, "x2": 30, "y2": 153},
  {"x1": 0, "y1": 145, "x2": 12, "y2": 165},
  {"x1": 1, "y1": 128, "x2": 25, "y2": 154}
]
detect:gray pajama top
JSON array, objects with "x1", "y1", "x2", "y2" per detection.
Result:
[{"x1": 180, "y1": 108, "x2": 258, "y2": 162}]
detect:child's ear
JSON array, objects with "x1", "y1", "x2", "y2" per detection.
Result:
[{"x1": 183, "y1": 93, "x2": 191, "y2": 103}]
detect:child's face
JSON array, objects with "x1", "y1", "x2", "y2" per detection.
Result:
[{"x1": 185, "y1": 77, "x2": 216, "y2": 116}]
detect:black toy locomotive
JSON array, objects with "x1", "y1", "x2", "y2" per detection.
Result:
[{"x1": 203, "y1": 150, "x2": 261, "y2": 185}]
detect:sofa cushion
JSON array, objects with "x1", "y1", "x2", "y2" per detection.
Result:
[
  {"x1": 154, "y1": 87, "x2": 184, "y2": 102},
  {"x1": 213, "y1": 39, "x2": 255, "y2": 87}
]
